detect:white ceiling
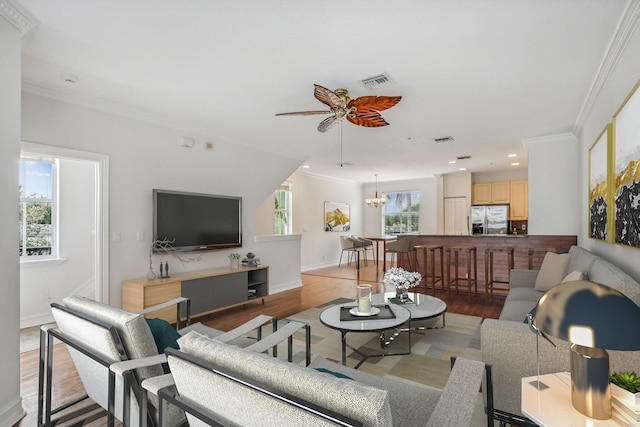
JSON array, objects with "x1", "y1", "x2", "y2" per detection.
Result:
[{"x1": 18, "y1": 0, "x2": 629, "y2": 183}]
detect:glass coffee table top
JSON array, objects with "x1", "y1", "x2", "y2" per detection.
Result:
[{"x1": 373, "y1": 292, "x2": 447, "y2": 322}]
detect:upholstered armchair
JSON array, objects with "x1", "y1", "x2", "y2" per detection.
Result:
[{"x1": 38, "y1": 295, "x2": 300, "y2": 427}]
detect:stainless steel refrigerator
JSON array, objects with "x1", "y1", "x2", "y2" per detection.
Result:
[{"x1": 471, "y1": 204, "x2": 509, "y2": 235}]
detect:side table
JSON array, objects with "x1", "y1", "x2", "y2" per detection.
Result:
[{"x1": 521, "y1": 372, "x2": 626, "y2": 426}]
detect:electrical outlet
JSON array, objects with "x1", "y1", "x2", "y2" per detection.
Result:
[{"x1": 113, "y1": 232, "x2": 121, "y2": 242}]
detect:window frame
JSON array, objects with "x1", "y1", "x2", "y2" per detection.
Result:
[
  {"x1": 274, "y1": 182, "x2": 293, "y2": 235},
  {"x1": 381, "y1": 190, "x2": 420, "y2": 236},
  {"x1": 19, "y1": 155, "x2": 59, "y2": 261}
]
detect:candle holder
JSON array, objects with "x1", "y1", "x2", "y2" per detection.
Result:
[{"x1": 356, "y1": 284, "x2": 372, "y2": 314}]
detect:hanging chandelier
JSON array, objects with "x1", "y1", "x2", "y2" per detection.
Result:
[{"x1": 365, "y1": 174, "x2": 386, "y2": 208}]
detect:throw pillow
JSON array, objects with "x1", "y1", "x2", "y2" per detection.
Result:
[
  {"x1": 562, "y1": 270, "x2": 586, "y2": 282},
  {"x1": 145, "y1": 318, "x2": 181, "y2": 373},
  {"x1": 534, "y1": 252, "x2": 571, "y2": 292}
]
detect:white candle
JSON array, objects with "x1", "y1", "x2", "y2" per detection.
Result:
[{"x1": 358, "y1": 296, "x2": 371, "y2": 313}]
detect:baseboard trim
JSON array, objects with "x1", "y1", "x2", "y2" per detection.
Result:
[
  {"x1": 269, "y1": 279, "x2": 302, "y2": 294},
  {"x1": 21, "y1": 312, "x2": 54, "y2": 329},
  {"x1": 301, "y1": 261, "x2": 338, "y2": 272},
  {"x1": 0, "y1": 397, "x2": 26, "y2": 427}
]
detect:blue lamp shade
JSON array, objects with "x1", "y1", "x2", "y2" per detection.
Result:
[
  {"x1": 533, "y1": 280, "x2": 640, "y2": 420},
  {"x1": 533, "y1": 280, "x2": 640, "y2": 351}
]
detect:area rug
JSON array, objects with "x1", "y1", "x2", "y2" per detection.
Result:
[{"x1": 280, "y1": 298, "x2": 483, "y2": 391}]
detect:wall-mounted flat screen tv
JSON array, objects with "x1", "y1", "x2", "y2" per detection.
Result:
[{"x1": 153, "y1": 189, "x2": 242, "y2": 252}]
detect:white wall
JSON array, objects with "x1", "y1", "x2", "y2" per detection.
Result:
[
  {"x1": 525, "y1": 133, "x2": 580, "y2": 236},
  {"x1": 22, "y1": 93, "x2": 304, "y2": 306},
  {"x1": 577, "y1": 17, "x2": 640, "y2": 282},
  {"x1": 363, "y1": 176, "x2": 439, "y2": 237},
  {"x1": 257, "y1": 171, "x2": 364, "y2": 271},
  {"x1": 20, "y1": 158, "x2": 96, "y2": 327},
  {"x1": 0, "y1": 13, "x2": 26, "y2": 426}
]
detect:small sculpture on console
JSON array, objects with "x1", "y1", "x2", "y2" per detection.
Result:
[{"x1": 242, "y1": 252, "x2": 261, "y2": 267}]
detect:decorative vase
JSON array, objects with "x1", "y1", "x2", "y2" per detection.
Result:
[
  {"x1": 230, "y1": 258, "x2": 240, "y2": 269},
  {"x1": 396, "y1": 287, "x2": 409, "y2": 302}
]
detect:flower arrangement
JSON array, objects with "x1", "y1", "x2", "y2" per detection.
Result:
[
  {"x1": 228, "y1": 253, "x2": 241, "y2": 260},
  {"x1": 383, "y1": 267, "x2": 422, "y2": 291}
]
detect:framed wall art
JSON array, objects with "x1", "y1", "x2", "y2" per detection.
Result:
[
  {"x1": 324, "y1": 201, "x2": 350, "y2": 232},
  {"x1": 612, "y1": 80, "x2": 640, "y2": 249},
  {"x1": 588, "y1": 125, "x2": 611, "y2": 242}
]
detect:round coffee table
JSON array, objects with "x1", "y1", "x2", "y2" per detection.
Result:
[
  {"x1": 374, "y1": 291, "x2": 447, "y2": 329},
  {"x1": 319, "y1": 302, "x2": 411, "y2": 368}
]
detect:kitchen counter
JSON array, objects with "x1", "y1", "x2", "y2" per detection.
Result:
[{"x1": 398, "y1": 235, "x2": 578, "y2": 293}]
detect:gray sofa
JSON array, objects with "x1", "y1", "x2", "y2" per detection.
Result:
[
  {"x1": 481, "y1": 245, "x2": 640, "y2": 423},
  {"x1": 154, "y1": 330, "x2": 488, "y2": 427}
]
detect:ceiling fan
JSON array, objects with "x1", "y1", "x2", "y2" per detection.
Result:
[{"x1": 276, "y1": 84, "x2": 402, "y2": 133}]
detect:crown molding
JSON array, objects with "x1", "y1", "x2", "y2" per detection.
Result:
[
  {"x1": 22, "y1": 80, "x2": 202, "y2": 133},
  {"x1": 297, "y1": 169, "x2": 359, "y2": 184},
  {"x1": 573, "y1": 0, "x2": 640, "y2": 133},
  {"x1": 22, "y1": 80, "x2": 297, "y2": 161},
  {"x1": 0, "y1": 0, "x2": 37, "y2": 36},
  {"x1": 523, "y1": 132, "x2": 577, "y2": 146}
]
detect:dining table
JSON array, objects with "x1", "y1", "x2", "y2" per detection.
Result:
[{"x1": 366, "y1": 236, "x2": 397, "y2": 272}]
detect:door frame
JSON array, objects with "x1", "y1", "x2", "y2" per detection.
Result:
[{"x1": 21, "y1": 142, "x2": 110, "y2": 303}]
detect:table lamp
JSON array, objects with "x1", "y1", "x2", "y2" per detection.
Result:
[{"x1": 532, "y1": 280, "x2": 640, "y2": 420}]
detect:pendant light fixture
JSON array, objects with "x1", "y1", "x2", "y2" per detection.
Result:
[{"x1": 366, "y1": 174, "x2": 386, "y2": 208}]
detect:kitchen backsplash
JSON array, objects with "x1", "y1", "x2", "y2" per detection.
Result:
[{"x1": 510, "y1": 220, "x2": 528, "y2": 235}]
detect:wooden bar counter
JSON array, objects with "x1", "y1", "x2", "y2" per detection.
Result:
[{"x1": 397, "y1": 235, "x2": 577, "y2": 297}]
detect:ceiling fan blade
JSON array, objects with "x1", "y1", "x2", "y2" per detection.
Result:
[
  {"x1": 314, "y1": 84, "x2": 346, "y2": 109},
  {"x1": 275, "y1": 110, "x2": 331, "y2": 116},
  {"x1": 317, "y1": 115, "x2": 341, "y2": 133},
  {"x1": 346, "y1": 111, "x2": 389, "y2": 128},
  {"x1": 347, "y1": 95, "x2": 402, "y2": 113}
]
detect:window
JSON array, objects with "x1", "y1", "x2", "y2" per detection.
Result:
[
  {"x1": 19, "y1": 156, "x2": 57, "y2": 259},
  {"x1": 275, "y1": 182, "x2": 292, "y2": 235},
  {"x1": 382, "y1": 191, "x2": 420, "y2": 235}
]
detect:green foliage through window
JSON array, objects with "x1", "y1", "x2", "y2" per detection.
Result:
[
  {"x1": 275, "y1": 183, "x2": 292, "y2": 235},
  {"x1": 382, "y1": 191, "x2": 420, "y2": 235},
  {"x1": 19, "y1": 158, "x2": 56, "y2": 257}
]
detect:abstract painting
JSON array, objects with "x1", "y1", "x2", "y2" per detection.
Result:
[
  {"x1": 324, "y1": 202, "x2": 350, "y2": 232},
  {"x1": 613, "y1": 81, "x2": 640, "y2": 248},
  {"x1": 588, "y1": 125, "x2": 610, "y2": 241}
]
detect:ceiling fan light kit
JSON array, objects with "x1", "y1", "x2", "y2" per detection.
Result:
[
  {"x1": 366, "y1": 174, "x2": 386, "y2": 208},
  {"x1": 276, "y1": 84, "x2": 401, "y2": 133}
]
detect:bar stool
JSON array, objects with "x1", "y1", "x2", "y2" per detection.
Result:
[
  {"x1": 413, "y1": 245, "x2": 445, "y2": 296},
  {"x1": 528, "y1": 248, "x2": 556, "y2": 269},
  {"x1": 446, "y1": 246, "x2": 478, "y2": 303},
  {"x1": 485, "y1": 247, "x2": 514, "y2": 302}
]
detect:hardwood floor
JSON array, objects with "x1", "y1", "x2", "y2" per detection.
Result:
[{"x1": 16, "y1": 263, "x2": 505, "y2": 426}]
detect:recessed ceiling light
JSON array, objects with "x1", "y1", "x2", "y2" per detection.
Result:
[
  {"x1": 448, "y1": 160, "x2": 456, "y2": 164},
  {"x1": 508, "y1": 154, "x2": 517, "y2": 158},
  {"x1": 511, "y1": 162, "x2": 520, "y2": 166},
  {"x1": 302, "y1": 165, "x2": 310, "y2": 169},
  {"x1": 459, "y1": 167, "x2": 466, "y2": 171}
]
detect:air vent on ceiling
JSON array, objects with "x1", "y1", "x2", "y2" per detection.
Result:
[
  {"x1": 360, "y1": 73, "x2": 394, "y2": 90},
  {"x1": 457, "y1": 155, "x2": 472, "y2": 160},
  {"x1": 433, "y1": 136, "x2": 454, "y2": 143}
]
